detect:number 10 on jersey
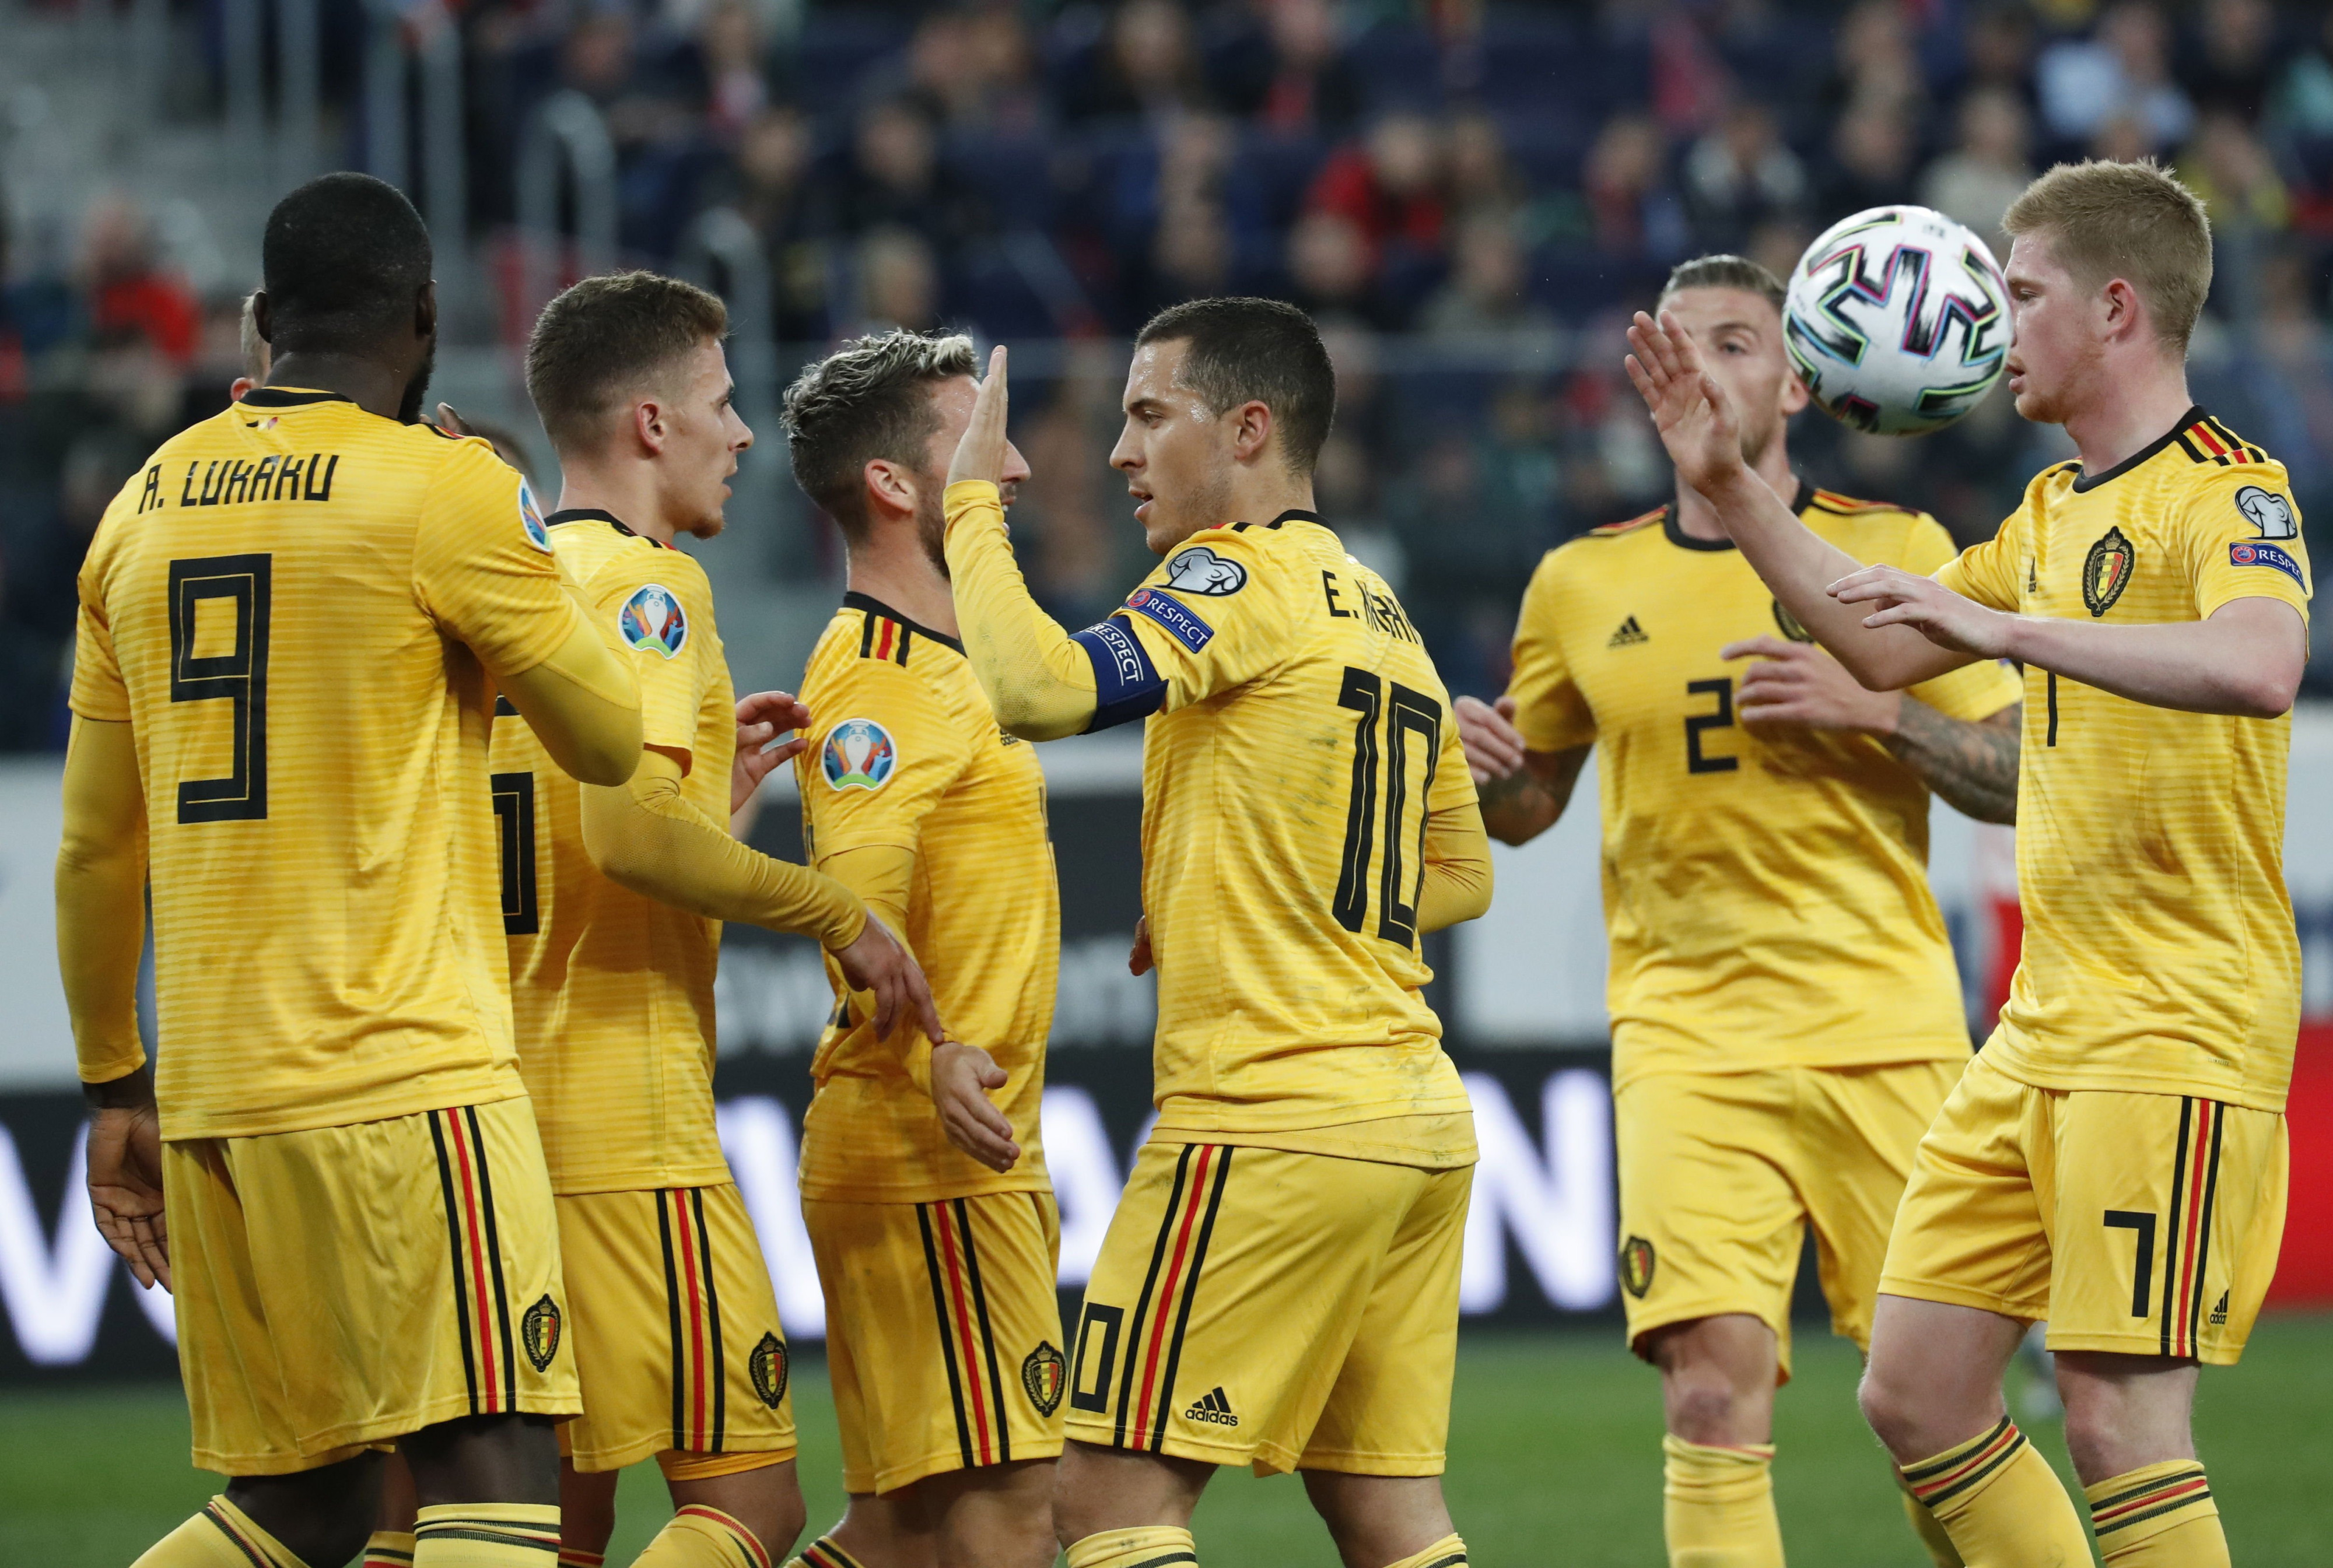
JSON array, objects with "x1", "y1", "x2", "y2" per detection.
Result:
[{"x1": 1334, "y1": 667, "x2": 1442, "y2": 948}]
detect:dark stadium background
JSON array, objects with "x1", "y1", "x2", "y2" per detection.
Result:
[{"x1": 2, "y1": 0, "x2": 2331, "y2": 1560}]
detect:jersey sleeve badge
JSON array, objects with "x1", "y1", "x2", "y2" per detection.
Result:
[
  {"x1": 2229, "y1": 541, "x2": 2306, "y2": 587},
  {"x1": 1163, "y1": 544, "x2": 1248, "y2": 595},
  {"x1": 822, "y1": 717, "x2": 899, "y2": 791},
  {"x1": 1125, "y1": 586, "x2": 1215, "y2": 651},
  {"x1": 519, "y1": 478, "x2": 551, "y2": 553},
  {"x1": 617, "y1": 583, "x2": 688, "y2": 657},
  {"x1": 2234, "y1": 485, "x2": 2299, "y2": 540}
]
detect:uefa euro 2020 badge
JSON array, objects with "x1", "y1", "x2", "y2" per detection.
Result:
[
  {"x1": 618, "y1": 583, "x2": 689, "y2": 658},
  {"x1": 519, "y1": 479, "x2": 551, "y2": 552},
  {"x1": 823, "y1": 718, "x2": 899, "y2": 791}
]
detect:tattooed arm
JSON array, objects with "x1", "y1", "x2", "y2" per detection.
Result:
[
  {"x1": 1726, "y1": 635, "x2": 2021, "y2": 825},
  {"x1": 1885, "y1": 700, "x2": 2022, "y2": 825},
  {"x1": 1455, "y1": 696, "x2": 1592, "y2": 845}
]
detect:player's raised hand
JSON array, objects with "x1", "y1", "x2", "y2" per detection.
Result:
[
  {"x1": 1127, "y1": 914, "x2": 1153, "y2": 976},
  {"x1": 1724, "y1": 636, "x2": 1904, "y2": 734},
  {"x1": 835, "y1": 914, "x2": 948, "y2": 1044},
  {"x1": 86, "y1": 1099, "x2": 170, "y2": 1290},
  {"x1": 1828, "y1": 565, "x2": 2011, "y2": 657},
  {"x1": 947, "y1": 345, "x2": 1011, "y2": 489},
  {"x1": 930, "y1": 1041, "x2": 1020, "y2": 1173},
  {"x1": 732, "y1": 689, "x2": 811, "y2": 815},
  {"x1": 1455, "y1": 695, "x2": 1528, "y2": 785},
  {"x1": 1625, "y1": 310, "x2": 1749, "y2": 500}
]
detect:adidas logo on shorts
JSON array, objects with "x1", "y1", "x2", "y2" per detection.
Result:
[
  {"x1": 1185, "y1": 1386, "x2": 1239, "y2": 1426},
  {"x1": 2210, "y1": 1289, "x2": 2230, "y2": 1327}
]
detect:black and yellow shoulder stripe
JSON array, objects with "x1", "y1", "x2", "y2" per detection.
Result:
[
  {"x1": 2175, "y1": 413, "x2": 2269, "y2": 468},
  {"x1": 1588, "y1": 507, "x2": 1665, "y2": 538},
  {"x1": 1805, "y1": 488, "x2": 1916, "y2": 518},
  {"x1": 859, "y1": 609, "x2": 914, "y2": 667}
]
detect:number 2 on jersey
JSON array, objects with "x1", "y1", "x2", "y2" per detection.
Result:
[
  {"x1": 167, "y1": 553, "x2": 272, "y2": 822},
  {"x1": 1333, "y1": 667, "x2": 1442, "y2": 946}
]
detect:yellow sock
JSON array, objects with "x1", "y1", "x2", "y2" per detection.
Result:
[
  {"x1": 1661, "y1": 1436, "x2": 1783, "y2": 1568},
  {"x1": 789, "y1": 1537, "x2": 867, "y2": 1568},
  {"x1": 1894, "y1": 1472, "x2": 1965, "y2": 1568},
  {"x1": 1064, "y1": 1525, "x2": 1199, "y2": 1568},
  {"x1": 1378, "y1": 1534, "x2": 1469, "y2": 1568},
  {"x1": 366, "y1": 1530, "x2": 419, "y2": 1568},
  {"x1": 414, "y1": 1502, "x2": 562, "y2": 1566},
  {"x1": 1900, "y1": 1418, "x2": 2089, "y2": 1567},
  {"x1": 2085, "y1": 1461, "x2": 2226, "y2": 1566},
  {"x1": 631, "y1": 1504, "x2": 772, "y2": 1568},
  {"x1": 134, "y1": 1498, "x2": 309, "y2": 1568}
]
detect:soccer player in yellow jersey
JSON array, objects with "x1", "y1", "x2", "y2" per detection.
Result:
[
  {"x1": 58, "y1": 174, "x2": 646, "y2": 1568},
  {"x1": 940, "y1": 298, "x2": 1493, "y2": 1568},
  {"x1": 428, "y1": 273, "x2": 933, "y2": 1568},
  {"x1": 1459, "y1": 253, "x2": 2022, "y2": 1568},
  {"x1": 1628, "y1": 160, "x2": 2309, "y2": 1568},
  {"x1": 774, "y1": 331, "x2": 1062, "y2": 1568}
]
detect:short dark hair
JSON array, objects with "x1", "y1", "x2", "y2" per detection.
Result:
[
  {"x1": 1658, "y1": 254, "x2": 1787, "y2": 315},
  {"x1": 526, "y1": 271, "x2": 729, "y2": 451},
  {"x1": 780, "y1": 329, "x2": 979, "y2": 536},
  {"x1": 1134, "y1": 297, "x2": 1335, "y2": 475},
  {"x1": 261, "y1": 173, "x2": 433, "y2": 355}
]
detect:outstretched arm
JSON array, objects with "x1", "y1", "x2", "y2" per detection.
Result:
[
  {"x1": 580, "y1": 750, "x2": 944, "y2": 1043},
  {"x1": 1830, "y1": 572, "x2": 2306, "y2": 719},
  {"x1": 942, "y1": 348, "x2": 1102, "y2": 739},
  {"x1": 1623, "y1": 311, "x2": 1976, "y2": 691},
  {"x1": 1417, "y1": 799, "x2": 1494, "y2": 932},
  {"x1": 496, "y1": 607, "x2": 646, "y2": 785}
]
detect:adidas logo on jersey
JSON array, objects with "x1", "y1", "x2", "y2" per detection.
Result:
[
  {"x1": 1608, "y1": 616, "x2": 1648, "y2": 648},
  {"x1": 1185, "y1": 1387, "x2": 1239, "y2": 1426}
]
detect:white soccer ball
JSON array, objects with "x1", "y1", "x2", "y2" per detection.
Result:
[{"x1": 1783, "y1": 205, "x2": 2010, "y2": 436}]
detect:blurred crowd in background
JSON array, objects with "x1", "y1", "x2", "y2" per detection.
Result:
[{"x1": 3, "y1": 0, "x2": 2333, "y2": 746}]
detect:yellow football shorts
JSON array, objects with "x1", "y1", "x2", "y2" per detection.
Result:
[
  {"x1": 555, "y1": 1183, "x2": 796, "y2": 1473},
  {"x1": 1614, "y1": 1060, "x2": 1964, "y2": 1374},
  {"x1": 1880, "y1": 1051, "x2": 2288, "y2": 1364},
  {"x1": 164, "y1": 1096, "x2": 579, "y2": 1476},
  {"x1": 1064, "y1": 1141, "x2": 1472, "y2": 1478},
  {"x1": 804, "y1": 1191, "x2": 1066, "y2": 1495}
]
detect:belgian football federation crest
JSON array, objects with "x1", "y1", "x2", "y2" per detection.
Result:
[
  {"x1": 821, "y1": 718, "x2": 898, "y2": 791},
  {"x1": 618, "y1": 584, "x2": 688, "y2": 657},
  {"x1": 1022, "y1": 1341, "x2": 1066, "y2": 1416},
  {"x1": 750, "y1": 1332, "x2": 789, "y2": 1407},
  {"x1": 1620, "y1": 1236, "x2": 1656, "y2": 1299},
  {"x1": 519, "y1": 479, "x2": 551, "y2": 553},
  {"x1": 1771, "y1": 598, "x2": 1813, "y2": 643},
  {"x1": 521, "y1": 1295, "x2": 562, "y2": 1371},
  {"x1": 2082, "y1": 527, "x2": 2135, "y2": 618}
]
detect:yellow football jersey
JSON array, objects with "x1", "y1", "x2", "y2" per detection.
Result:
[
  {"x1": 794, "y1": 595, "x2": 1059, "y2": 1202},
  {"x1": 1935, "y1": 409, "x2": 2310, "y2": 1112},
  {"x1": 492, "y1": 510, "x2": 736, "y2": 1194},
  {"x1": 1507, "y1": 488, "x2": 2023, "y2": 1086},
  {"x1": 69, "y1": 387, "x2": 578, "y2": 1139},
  {"x1": 1104, "y1": 512, "x2": 1483, "y2": 1164}
]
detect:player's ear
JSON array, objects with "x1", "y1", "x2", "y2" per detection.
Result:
[
  {"x1": 1229, "y1": 399, "x2": 1274, "y2": 464},
  {"x1": 251, "y1": 291, "x2": 274, "y2": 346},
  {"x1": 1781, "y1": 367, "x2": 1811, "y2": 417},
  {"x1": 633, "y1": 398, "x2": 667, "y2": 456},
  {"x1": 863, "y1": 457, "x2": 915, "y2": 518},
  {"x1": 414, "y1": 280, "x2": 437, "y2": 343}
]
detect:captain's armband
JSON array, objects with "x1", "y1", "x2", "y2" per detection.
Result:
[{"x1": 1073, "y1": 615, "x2": 1165, "y2": 732}]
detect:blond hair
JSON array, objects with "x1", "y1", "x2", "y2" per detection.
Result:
[{"x1": 2003, "y1": 159, "x2": 2213, "y2": 350}]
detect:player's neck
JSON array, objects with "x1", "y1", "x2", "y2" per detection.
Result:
[
  {"x1": 262, "y1": 354, "x2": 411, "y2": 422},
  {"x1": 1199, "y1": 466, "x2": 1317, "y2": 537},
  {"x1": 2061, "y1": 360, "x2": 2195, "y2": 477},
  {"x1": 554, "y1": 465, "x2": 679, "y2": 546},
  {"x1": 1673, "y1": 440, "x2": 1795, "y2": 541},
  {"x1": 847, "y1": 523, "x2": 958, "y2": 640}
]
